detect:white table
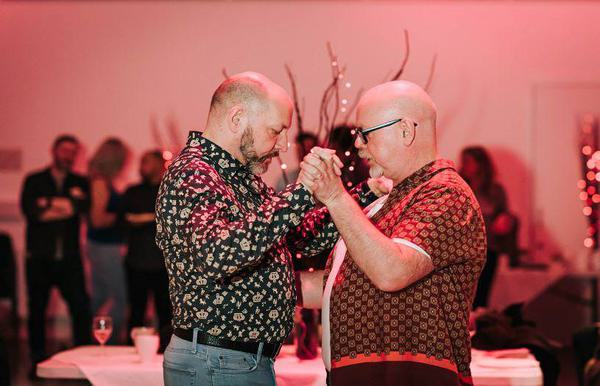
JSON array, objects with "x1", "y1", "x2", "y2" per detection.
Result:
[
  {"x1": 471, "y1": 348, "x2": 543, "y2": 386},
  {"x1": 38, "y1": 345, "x2": 542, "y2": 386},
  {"x1": 37, "y1": 345, "x2": 325, "y2": 386}
]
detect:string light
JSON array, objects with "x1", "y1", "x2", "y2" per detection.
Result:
[
  {"x1": 588, "y1": 159, "x2": 596, "y2": 169},
  {"x1": 281, "y1": 163, "x2": 288, "y2": 170},
  {"x1": 162, "y1": 150, "x2": 173, "y2": 161},
  {"x1": 589, "y1": 186, "x2": 597, "y2": 195},
  {"x1": 345, "y1": 82, "x2": 351, "y2": 88},
  {"x1": 579, "y1": 117, "x2": 600, "y2": 251}
]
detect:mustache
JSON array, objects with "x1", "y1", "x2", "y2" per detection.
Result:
[{"x1": 258, "y1": 151, "x2": 279, "y2": 163}]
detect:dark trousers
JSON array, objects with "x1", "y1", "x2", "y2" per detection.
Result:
[
  {"x1": 26, "y1": 257, "x2": 91, "y2": 363},
  {"x1": 126, "y1": 265, "x2": 172, "y2": 351},
  {"x1": 473, "y1": 250, "x2": 499, "y2": 309},
  {"x1": 0, "y1": 335, "x2": 9, "y2": 386}
]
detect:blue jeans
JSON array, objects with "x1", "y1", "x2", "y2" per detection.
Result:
[{"x1": 163, "y1": 333, "x2": 276, "y2": 386}]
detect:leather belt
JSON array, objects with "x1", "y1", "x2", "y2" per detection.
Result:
[{"x1": 173, "y1": 328, "x2": 282, "y2": 359}]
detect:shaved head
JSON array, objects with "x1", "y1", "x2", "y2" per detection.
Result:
[
  {"x1": 209, "y1": 71, "x2": 292, "y2": 117},
  {"x1": 355, "y1": 80, "x2": 438, "y2": 184},
  {"x1": 357, "y1": 80, "x2": 437, "y2": 131},
  {"x1": 204, "y1": 71, "x2": 293, "y2": 175}
]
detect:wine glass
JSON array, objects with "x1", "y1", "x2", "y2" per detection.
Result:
[{"x1": 93, "y1": 316, "x2": 113, "y2": 355}]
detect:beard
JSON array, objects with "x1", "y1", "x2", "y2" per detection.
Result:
[
  {"x1": 358, "y1": 149, "x2": 384, "y2": 178},
  {"x1": 368, "y1": 164, "x2": 384, "y2": 178},
  {"x1": 55, "y1": 158, "x2": 74, "y2": 172},
  {"x1": 240, "y1": 126, "x2": 279, "y2": 175}
]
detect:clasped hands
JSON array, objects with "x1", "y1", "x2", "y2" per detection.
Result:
[{"x1": 297, "y1": 147, "x2": 391, "y2": 206}]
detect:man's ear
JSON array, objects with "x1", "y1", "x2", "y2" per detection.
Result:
[
  {"x1": 401, "y1": 119, "x2": 416, "y2": 146},
  {"x1": 227, "y1": 105, "x2": 246, "y2": 134}
]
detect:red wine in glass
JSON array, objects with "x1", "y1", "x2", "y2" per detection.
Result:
[{"x1": 93, "y1": 316, "x2": 113, "y2": 354}]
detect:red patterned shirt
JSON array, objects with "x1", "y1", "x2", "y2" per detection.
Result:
[{"x1": 326, "y1": 159, "x2": 486, "y2": 386}]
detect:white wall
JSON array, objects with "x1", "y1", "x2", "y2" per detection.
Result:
[{"x1": 2, "y1": 1, "x2": 600, "y2": 315}]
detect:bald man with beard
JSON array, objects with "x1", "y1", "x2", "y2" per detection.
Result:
[
  {"x1": 156, "y1": 72, "x2": 388, "y2": 386},
  {"x1": 300, "y1": 80, "x2": 487, "y2": 386}
]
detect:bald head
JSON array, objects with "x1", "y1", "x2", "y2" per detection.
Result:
[
  {"x1": 355, "y1": 80, "x2": 438, "y2": 184},
  {"x1": 358, "y1": 80, "x2": 437, "y2": 130},
  {"x1": 209, "y1": 71, "x2": 292, "y2": 117}
]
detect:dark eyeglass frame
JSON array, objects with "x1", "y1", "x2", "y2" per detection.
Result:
[{"x1": 355, "y1": 118, "x2": 418, "y2": 144}]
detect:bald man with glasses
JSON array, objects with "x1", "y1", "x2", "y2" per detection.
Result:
[{"x1": 299, "y1": 80, "x2": 487, "y2": 386}]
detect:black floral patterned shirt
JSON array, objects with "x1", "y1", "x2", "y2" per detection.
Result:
[{"x1": 156, "y1": 131, "x2": 377, "y2": 343}]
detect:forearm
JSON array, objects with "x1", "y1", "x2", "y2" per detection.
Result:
[
  {"x1": 39, "y1": 207, "x2": 71, "y2": 222},
  {"x1": 288, "y1": 181, "x2": 378, "y2": 257},
  {"x1": 126, "y1": 213, "x2": 155, "y2": 225},
  {"x1": 190, "y1": 184, "x2": 315, "y2": 279},
  {"x1": 328, "y1": 193, "x2": 433, "y2": 292},
  {"x1": 326, "y1": 192, "x2": 403, "y2": 289}
]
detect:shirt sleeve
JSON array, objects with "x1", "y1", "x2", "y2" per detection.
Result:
[
  {"x1": 286, "y1": 180, "x2": 378, "y2": 258},
  {"x1": 389, "y1": 183, "x2": 486, "y2": 270},
  {"x1": 20, "y1": 175, "x2": 45, "y2": 223},
  {"x1": 180, "y1": 168, "x2": 315, "y2": 280}
]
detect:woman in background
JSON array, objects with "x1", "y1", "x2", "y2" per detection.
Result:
[
  {"x1": 459, "y1": 146, "x2": 519, "y2": 309},
  {"x1": 87, "y1": 138, "x2": 129, "y2": 344}
]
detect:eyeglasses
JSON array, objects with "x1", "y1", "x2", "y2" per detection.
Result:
[{"x1": 355, "y1": 118, "x2": 417, "y2": 144}]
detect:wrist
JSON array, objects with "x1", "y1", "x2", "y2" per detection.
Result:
[{"x1": 323, "y1": 190, "x2": 351, "y2": 211}]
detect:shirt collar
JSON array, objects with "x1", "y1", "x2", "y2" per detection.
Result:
[
  {"x1": 389, "y1": 158, "x2": 455, "y2": 200},
  {"x1": 186, "y1": 131, "x2": 251, "y2": 178}
]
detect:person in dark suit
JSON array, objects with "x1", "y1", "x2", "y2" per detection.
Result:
[{"x1": 20, "y1": 135, "x2": 92, "y2": 367}]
